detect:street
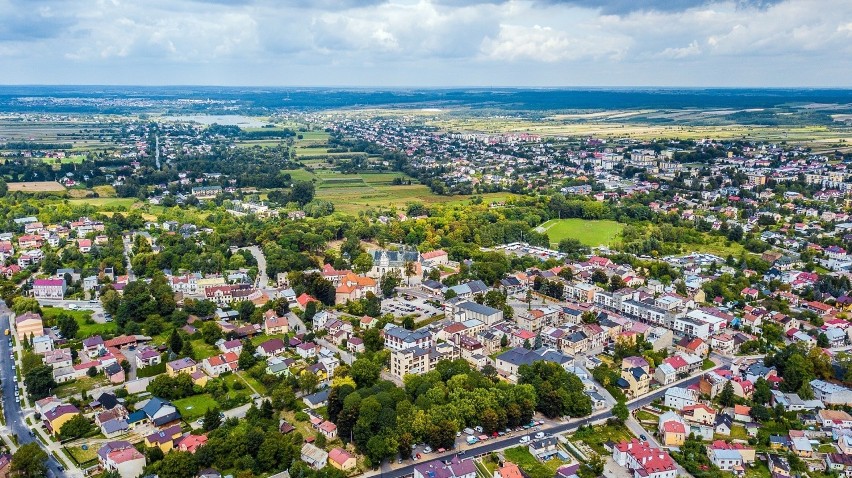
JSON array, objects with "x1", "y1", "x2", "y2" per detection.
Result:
[
  {"x1": 240, "y1": 246, "x2": 270, "y2": 289},
  {"x1": 0, "y1": 309, "x2": 72, "y2": 477}
]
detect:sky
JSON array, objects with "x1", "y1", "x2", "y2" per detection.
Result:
[{"x1": 0, "y1": 0, "x2": 850, "y2": 87}]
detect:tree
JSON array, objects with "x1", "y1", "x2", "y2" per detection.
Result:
[
  {"x1": 299, "y1": 371, "x2": 319, "y2": 394},
  {"x1": 353, "y1": 253, "x2": 374, "y2": 275},
  {"x1": 817, "y1": 333, "x2": 829, "y2": 348},
  {"x1": 612, "y1": 400, "x2": 629, "y2": 423},
  {"x1": 60, "y1": 414, "x2": 94, "y2": 440},
  {"x1": 11, "y1": 297, "x2": 41, "y2": 315},
  {"x1": 201, "y1": 321, "x2": 222, "y2": 345},
  {"x1": 303, "y1": 300, "x2": 317, "y2": 323},
  {"x1": 753, "y1": 377, "x2": 772, "y2": 404},
  {"x1": 238, "y1": 345, "x2": 257, "y2": 370},
  {"x1": 203, "y1": 407, "x2": 221, "y2": 431},
  {"x1": 363, "y1": 328, "x2": 384, "y2": 353},
  {"x1": 500, "y1": 334, "x2": 508, "y2": 348},
  {"x1": 150, "y1": 450, "x2": 198, "y2": 478},
  {"x1": 291, "y1": 180, "x2": 316, "y2": 206},
  {"x1": 87, "y1": 366, "x2": 98, "y2": 377},
  {"x1": 350, "y1": 358, "x2": 380, "y2": 388},
  {"x1": 591, "y1": 269, "x2": 608, "y2": 285},
  {"x1": 237, "y1": 300, "x2": 255, "y2": 322},
  {"x1": 169, "y1": 329, "x2": 184, "y2": 354},
  {"x1": 404, "y1": 261, "x2": 417, "y2": 286},
  {"x1": 11, "y1": 443, "x2": 47, "y2": 478},
  {"x1": 609, "y1": 275, "x2": 626, "y2": 292},
  {"x1": 24, "y1": 365, "x2": 56, "y2": 400},
  {"x1": 380, "y1": 270, "x2": 401, "y2": 297},
  {"x1": 57, "y1": 313, "x2": 79, "y2": 339},
  {"x1": 719, "y1": 380, "x2": 735, "y2": 407}
]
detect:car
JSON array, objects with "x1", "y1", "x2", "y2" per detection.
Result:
[
  {"x1": 196, "y1": 419, "x2": 204, "y2": 426},
  {"x1": 423, "y1": 446, "x2": 432, "y2": 454},
  {"x1": 57, "y1": 466, "x2": 64, "y2": 472},
  {"x1": 3, "y1": 329, "x2": 8, "y2": 336},
  {"x1": 415, "y1": 454, "x2": 421, "y2": 460},
  {"x1": 535, "y1": 432, "x2": 545, "y2": 439},
  {"x1": 474, "y1": 426, "x2": 483, "y2": 433},
  {"x1": 89, "y1": 300, "x2": 98, "y2": 303},
  {"x1": 398, "y1": 458, "x2": 402, "y2": 464},
  {"x1": 640, "y1": 434, "x2": 647, "y2": 441},
  {"x1": 519, "y1": 436, "x2": 530, "y2": 444},
  {"x1": 68, "y1": 304, "x2": 78, "y2": 310},
  {"x1": 458, "y1": 450, "x2": 466, "y2": 456},
  {"x1": 456, "y1": 431, "x2": 461, "y2": 437}
]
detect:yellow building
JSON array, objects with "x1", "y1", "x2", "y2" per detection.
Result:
[
  {"x1": 166, "y1": 358, "x2": 197, "y2": 377},
  {"x1": 328, "y1": 448, "x2": 356, "y2": 471},
  {"x1": 618, "y1": 367, "x2": 650, "y2": 398},
  {"x1": 15, "y1": 312, "x2": 44, "y2": 341},
  {"x1": 44, "y1": 404, "x2": 80, "y2": 435},
  {"x1": 661, "y1": 421, "x2": 686, "y2": 447},
  {"x1": 144, "y1": 424, "x2": 183, "y2": 452}
]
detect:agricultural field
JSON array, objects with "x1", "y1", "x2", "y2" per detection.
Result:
[
  {"x1": 538, "y1": 218, "x2": 624, "y2": 247},
  {"x1": 7, "y1": 181, "x2": 65, "y2": 192},
  {"x1": 307, "y1": 170, "x2": 517, "y2": 214},
  {"x1": 67, "y1": 197, "x2": 139, "y2": 209}
]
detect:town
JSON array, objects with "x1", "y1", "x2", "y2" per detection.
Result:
[{"x1": 0, "y1": 101, "x2": 850, "y2": 478}]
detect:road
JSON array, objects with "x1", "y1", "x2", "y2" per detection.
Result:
[
  {"x1": 369, "y1": 360, "x2": 728, "y2": 478},
  {"x1": 123, "y1": 235, "x2": 135, "y2": 282},
  {"x1": 316, "y1": 338, "x2": 355, "y2": 365},
  {"x1": 0, "y1": 309, "x2": 72, "y2": 478},
  {"x1": 240, "y1": 246, "x2": 270, "y2": 289}
]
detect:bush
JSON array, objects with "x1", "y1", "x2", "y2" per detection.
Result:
[{"x1": 294, "y1": 411, "x2": 309, "y2": 422}]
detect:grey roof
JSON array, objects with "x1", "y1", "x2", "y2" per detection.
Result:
[
  {"x1": 304, "y1": 389, "x2": 330, "y2": 406},
  {"x1": 456, "y1": 301, "x2": 500, "y2": 316},
  {"x1": 497, "y1": 347, "x2": 573, "y2": 368},
  {"x1": 101, "y1": 418, "x2": 128, "y2": 434}
]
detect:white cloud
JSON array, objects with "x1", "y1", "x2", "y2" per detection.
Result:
[
  {"x1": 480, "y1": 24, "x2": 631, "y2": 62},
  {"x1": 0, "y1": 0, "x2": 848, "y2": 85},
  {"x1": 656, "y1": 40, "x2": 702, "y2": 59}
]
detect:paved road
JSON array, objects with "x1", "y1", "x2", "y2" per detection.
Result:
[
  {"x1": 0, "y1": 311, "x2": 70, "y2": 478},
  {"x1": 241, "y1": 246, "x2": 270, "y2": 289}
]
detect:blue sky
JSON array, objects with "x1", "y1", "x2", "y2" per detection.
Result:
[{"x1": 0, "y1": 0, "x2": 849, "y2": 86}]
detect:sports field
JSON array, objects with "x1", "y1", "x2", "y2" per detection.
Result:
[{"x1": 538, "y1": 218, "x2": 623, "y2": 247}]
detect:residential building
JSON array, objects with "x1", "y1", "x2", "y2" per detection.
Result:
[
  {"x1": 32, "y1": 278, "x2": 66, "y2": 299},
  {"x1": 98, "y1": 441, "x2": 146, "y2": 478},
  {"x1": 612, "y1": 439, "x2": 677, "y2": 478},
  {"x1": 301, "y1": 443, "x2": 328, "y2": 470}
]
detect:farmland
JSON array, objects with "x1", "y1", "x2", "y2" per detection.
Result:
[
  {"x1": 7, "y1": 181, "x2": 66, "y2": 192},
  {"x1": 538, "y1": 218, "x2": 624, "y2": 247}
]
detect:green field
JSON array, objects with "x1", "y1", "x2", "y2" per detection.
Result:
[
  {"x1": 67, "y1": 197, "x2": 140, "y2": 209},
  {"x1": 539, "y1": 218, "x2": 624, "y2": 247},
  {"x1": 503, "y1": 447, "x2": 565, "y2": 478},
  {"x1": 41, "y1": 307, "x2": 117, "y2": 339},
  {"x1": 174, "y1": 394, "x2": 220, "y2": 420}
]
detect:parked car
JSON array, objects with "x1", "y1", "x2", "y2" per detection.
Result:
[
  {"x1": 519, "y1": 436, "x2": 530, "y2": 444},
  {"x1": 423, "y1": 446, "x2": 432, "y2": 454}
]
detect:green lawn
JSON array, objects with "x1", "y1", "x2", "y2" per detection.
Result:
[
  {"x1": 174, "y1": 394, "x2": 220, "y2": 420},
  {"x1": 539, "y1": 218, "x2": 624, "y2": 247},
  {"x1": 635, "y1": 410, "x2": 658, "y2": 422},
  {"x1": 572, "y1": 423, "x2": 633, "y2": 455},
  {"x1": 67, "y1": 197, "x2": 139, "y2": 209},
  {"x1": 54, "y1": 375, "x2": 108, "y2": 399},
  {"x1": 744, "y1": 460, "x2": 771, "y2": 478},
  {"x1": 237, "y1": 371, "x2": 267, "y2": 395},
  {"x1": 64, "y1": 443, "x2": 99, "y2": 466},
  {"x1": 702, "y1": 359, "x2": 715, "y2": 370},
  {"x1": 41, "y1": 307, "x2": 117, "y2": 339},
  {"x1": 503, "y1": 447, "x2": 563, "y2": 478},
  {"x1": 190, "y1": 339, "x2": 220, "y2": 360}
]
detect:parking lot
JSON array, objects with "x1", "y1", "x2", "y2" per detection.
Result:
[{"x1": 381, "y1": 295, "x2": 443, "y2": 320}]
